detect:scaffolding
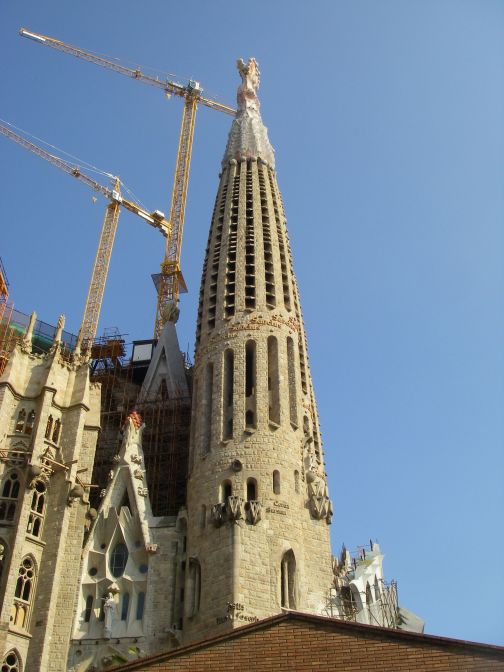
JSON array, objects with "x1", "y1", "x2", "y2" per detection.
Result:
[{"x1": 90, "y1": 333, "x2": 192, "y2": 516}]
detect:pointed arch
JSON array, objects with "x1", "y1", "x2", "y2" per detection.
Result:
[
  {"x1": 0, "y1": 471, "x2": 21, "y2": 523},
  {"x1": 27, "y1": 480, "x2": 47, "y2": 538},
  {"x1": 1, "y1": 649, "x2": 22, "y2": 672},
  {"x1": 12, "y1": 555, "x2": 37, "y2": 629},
  {"x1": 280, "y1": 549, "x2": 296, "y2": 609}
]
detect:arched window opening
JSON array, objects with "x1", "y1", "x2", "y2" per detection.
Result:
[
  {"x1": 280, "y1": 550, "x2": 296, "y2": 609},
  {"x1": 287, "y1": 337, "x2": 298, "y2": 427},
  {"x1": 84, "y1": 595, "x2": 94, "y2": 623},
  {"x1": 121, "y1": 593, "x2": 130, "y2": 621},
  {"x1": 245, "y1": 341, "x2": 256, "y2": 429},
  {"x1": 222, "y1": 349, "x2": 234, "y2": 440},
  {"x1": 188, "y1": 559, "x2": 201, "y2": 617},
  {"x1": 202, "y1": 363, "x2": 213, "y2": 455},
  {"x1": 110, "y1": 542, "x2": 129, "y2": 578},
  {"x1": 273, "y1": 470, "x2": 281, "y2": 495},
  {"x1": 374, "y1": 575, "x2": 381, "y2": 601},
  {"x1": 0, "y1": 472, "x2": 20, "y2": 523},
  {"x1": 27, "y1": 480, "x2": 46, "y2": 538},
  {"x1": 45, "y1": 415, "x2": 53, "y2": 440},
  {"x1": 25, "y1": 410, "x2": 36, "y2": 436},
  {"x1": 220, "y1": 480, "x2": 232, "y2": 502},
  {"x1": 15, "y1": 409, "x2": 26, "y2": 433},
  {"x1": 136, "y1": 592, "x2": 145, "y2": 620},
  {"x1": 246, "y1": 478, "x2": 257, "y2": 501},
  {"x1": 1, "y1": 650, "x2": 21, "y2": 672},
  {"x1": 294, "y1": 470, "x2": 300, "y2": 494},
  {"x1": 366, "y1": 582, "x2": 373, "y2": 604},
  {"x1": 52, "y1": 418, "x2": 61, "y2": 444},
  {"x1": 12, "y1": 556, "x2": 36, "y2": 629},
  {"x1": 267, "y1": 336, "x2": 280, "y2": 425}
]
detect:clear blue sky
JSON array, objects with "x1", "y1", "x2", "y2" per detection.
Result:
[{"x1": 1, "y1": 0, "x2": 503, "y2": 646}]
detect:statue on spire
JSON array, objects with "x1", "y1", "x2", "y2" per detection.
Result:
[{"x1": 236, "y1": 58, "x2": 261, "y2": 115}]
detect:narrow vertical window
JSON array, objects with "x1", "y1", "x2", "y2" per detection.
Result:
[
  {"x1": 280, "y1": 550, "x2": 296, "y2": 609},
  {"x1": 188, "y1": 558, "x2": 201, "y2": 617},
  {"x1": 287, "y1": 337, "x2": 298, "y2": 427},
  {"x1": 52, "y1": 418, "x2": 61, "y2": 444},
  {"x1": 222, "y1": 349, "x2": 234, "y2": 440},
  {"x1": 220, "y1": 480, "x2": 232, "y2": 502},
  {"x1": 267, "y1": 336, "x2": 280, "y2": 425},
  {"x1": 202, "y1": 363, "x2": 213, "y2": 455},
  {"x1": 45, "y1": 415, "x2": 53, "y2": 440},
  {"x1": 25, "y1": 410, "x2": 36, "y2": 435},
  {"x1": 84, "y1": 595, "x2": 94, "y2": 623},
  {"x1": 136, "y1": 592, "x2": 145, "y2": 620},
  {"x1": 200, "y1": 504, "x2": 207, "y2": 530},
  {"x1": 121, "y1": 593, "x2": 130, "y2": 621},
  {"x1": 245, "y1": 340, "x2": 256, "y2": 429},
  {"x1": 246, "y1": 478, "x2": 257, "y2": 501},
  {"x1": 15, "y1": 409, "x2": 26, "y2": 433},
  {"x1": 273, "y1": 470, "x2": 281, "y2": 495}
]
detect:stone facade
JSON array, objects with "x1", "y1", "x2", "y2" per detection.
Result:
[
  {"x1": 184, "y1": 58, "x2": 333, "y2": 643},
  {"x1": 0, "y1": 315, "x2": 101, "y2": 671}
]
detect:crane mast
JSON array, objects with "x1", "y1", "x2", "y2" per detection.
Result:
[
  {"x1": 20, "y1": 28, "x2": 236, "y2": 337},
  {"x1": 0, "y1": 122, "x2": 170, "y2": 347}
]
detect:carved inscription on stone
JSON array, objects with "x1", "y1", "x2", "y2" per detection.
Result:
[{"x1": 216, "y1": 602, "x2": 258, "y2": 625}]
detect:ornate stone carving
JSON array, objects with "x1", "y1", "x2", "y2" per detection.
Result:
[
  {"x1": 309, "y1": 494, "x2": 333, "y2": 523},
  {"x1": 137, "y1": 486, "x2": 148, "y2": 497},
  {"x1": 133, "y1": 468, "x2": 144, "y2": 481},
  {"x1": 210, "y1": 502, "x2": 226, "y2": 526},
  {"x1": 226, "y1": 495, "x2": 245, "y2": 521},
  {"x1": 245, "y1": 500, "x2": 262, "y2": 525}
]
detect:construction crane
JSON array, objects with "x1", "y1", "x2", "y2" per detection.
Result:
[
  {"x1": 0, "y1": 121, "x2": 170, "y2": 348},
  {"x1": 20, "y1": 28, "x2": 236, "y2": 337}
]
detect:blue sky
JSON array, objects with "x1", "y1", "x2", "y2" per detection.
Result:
[{"x1": 1, "y1": 0, "x2": 503, "y2": 645}]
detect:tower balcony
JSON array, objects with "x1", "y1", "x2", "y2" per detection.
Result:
[{"x1": 210, "y1": 497, "x2": 262, "y2": 526}]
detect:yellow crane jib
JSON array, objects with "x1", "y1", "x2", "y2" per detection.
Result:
[
  {"x1": 20, "y1": 27, "x2": 236, "y2": 337},
  {"x1": 0, "y1": 121, "x2": 171, "y2": 347}
]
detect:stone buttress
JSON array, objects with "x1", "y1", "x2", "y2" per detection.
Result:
[{"x1": 184, "y1": 59, "x2": 334, "y2": 642}]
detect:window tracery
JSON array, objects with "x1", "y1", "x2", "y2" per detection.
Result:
[
  {"x1": 12, "y1": 556, "x2": 36, "y2": 629},
  {"x1": 1, "y1": 650, "x2": 21, "y2": 672},
  {"x1": 15, "y1": 410, "x2": 26, "y2": 433},
  {"x1": 0, "y1": 472, "x2": 20, "y2": 523},
  {"x1": 27, "y1": 480, "x2": 47, "y2": 538}
]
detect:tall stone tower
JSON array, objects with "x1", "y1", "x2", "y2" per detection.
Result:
[{"x1": 185, "y1": 58, "x2": 334, "y2": 642}]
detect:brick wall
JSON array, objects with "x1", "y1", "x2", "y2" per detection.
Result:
[{"x1": 112, "y1": 613, "x2": 504, "y2": 672}]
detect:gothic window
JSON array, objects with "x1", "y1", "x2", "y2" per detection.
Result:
[
  {"x1": 366, "y1": 582, "x2": 373, "y2": 604},
  {"x1": 1, "y1": 650, "x2": 20, "y2": 672},
  {"x1": 27, "y1": 480, "x2": 46, "y2": 538},
  {"x1": 12, "y1": 556, "x2": 36, "y2": 629},
  {"x1": 273, "y1": 470, "x2": 281, "y2": 495},
  {"x1": 25, "y1": 411, "x2": 36, "y2": 436},
  {"x1": 294, "y1": 470, "x2": 300, "y2": 494},
  {"x1": 110, "y1": 543, "x2": 128, "y2": 578},
  {"x1": 136, "y1": 592, "x2": 145, "y2": 620},
  {"x1": 220, "y1": 480, "x2": 232, "y2": 502},
  {"x1": 44, "y1": 415, "x2": 53, "y2": 440},
  {"x1": 121, "y1": 593, "x2": 130, "y2": 621},
  {"x1": 374, "y1": 575, "x2": 381, "y2": 601},
  {"x1": 246, "y1": 478, "x2": 257, "y2": 501},
  {"x1": 280, "y1": 550, "x2": 296, "y2": 609},
  {"x1": 0, "y1": 472, "x2": 20, "y2": 523},
  {"x1": 267, "y1": 336, "x2": 280, "y2": 425},
  {"x1": 15, "y1": 410, "x2": 26, "y2": 433},
  {"x1": 84, "y1": 595, "x2": 94, "y2": 623},
  {"x1": 52, "y1": 419, "x2": 61, "y2": 444}
]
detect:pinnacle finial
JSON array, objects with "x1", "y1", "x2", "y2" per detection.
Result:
[{"x1": 236, "y1": 58, "x2": 261, "y2": 113}]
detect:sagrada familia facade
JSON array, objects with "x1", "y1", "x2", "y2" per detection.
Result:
[{"x1": 0, "y1": 59, "x2": 422, "y2": 671}]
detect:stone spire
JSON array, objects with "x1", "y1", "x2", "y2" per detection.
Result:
[
  {"x1": 185, "y1": 58, "x2": 333, "y2": 644},
  {"x1": 222, "y1": 58, "x2": 275, "y2": 168}
]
